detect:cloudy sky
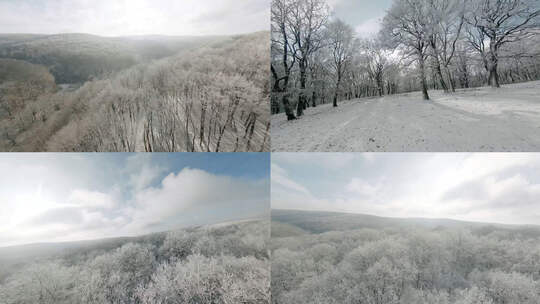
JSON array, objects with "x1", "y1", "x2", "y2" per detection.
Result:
[
  {"x1": 0, "y1": 153, "x2": 269, "y2": 247},
  {"x1": 0, "y1": 0, "x2": 268, "y2": 36},
  {"x1": 272, "y1": 153, "x2": 540, "y2": 226},
  {"x1": 328, "y1": 0, "x2": 392, "y2": 38}
]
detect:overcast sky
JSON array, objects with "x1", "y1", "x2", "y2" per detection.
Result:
[
  {"x1": 328, "y1": 0, "x2": 392, "y2": 38},
  {"x1": 0, "y1": 0, "x2": 269, "y2": 36},
  {"x1": 272, "y1": 153, "x2": 540, "y2": 226},
  {"x1": 0, "y1": 153, "x2": 269, "y2": 247}
]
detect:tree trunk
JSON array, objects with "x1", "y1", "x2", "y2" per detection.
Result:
[
  {"x1": 418, "y1": 52, "x2": 430, "y2": 100},
  {"x1": 488, "y1": 64, "x2": 500, "y2": 88},
  {"x1": 297, "y1": 60, "x2": 308, "y2": 116},
  {"x1": 282, "y1": 95, "x2": 296, "y2": 120},
  {"x1": 296, "y1": 94, "x2": 305, "y2": 117},
  {"x1": 429, "y1": 37, "x2": 448, "y2": 92},
  {"x1": 333, "y1": 66, "x2": 342, "y2": 107},
  {"x1": 488, "y1": 42, "x2": 500, "y2": 88},
  {"x1": 376, "y1": 76, "x2": 383, "y2": 97},
  {"x1": 312, "y1": 90, "x2": 317, "y2": 107},
  {"x1": 445, "y1": 67, "x2": 456, "y2": 92},
  {"x1": 436, "y1": 64, "x2": 448, "y2": 92}
]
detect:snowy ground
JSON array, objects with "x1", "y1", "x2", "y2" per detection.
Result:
[{"x1": 271, "y1": 81, "x2": 540, "y2": 152}]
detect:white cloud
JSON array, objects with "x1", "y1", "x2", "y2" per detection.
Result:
[
  {"x1": 326, "y1": 0, "x2": 343, "y2": 8},
  {"x1": 271, "y1": 153, "x2": 540, "y2": 226},
  {"x1": 355, "y1": 15, "x2": 383, "y2": 38},
  {"x1": 271, "y1": 164, "x2": 310, "y2": 194},
  {"x1": 68, "y1": 190, "x2": 116, "y2": 209},
  {"x1": 127, "y1": 168, "x2": 268, "y2": 233},
  {"x1": 0, "y1": 0, "x2": 268, "y2": 36},
  {"x1": 346, "y1": 178, "x2": 380, "y2": 197},
  {"x1": 126, "y1": 154, "x2": 164, "y2": 191},
  {"x1": 0, "y1": 155, "x2": 268, "y2": 247},
  {"x1": 273, "y1": 152, "x2": 368, "y2": 170}
]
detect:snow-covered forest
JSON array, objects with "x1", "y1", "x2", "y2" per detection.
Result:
[
  {"x1": 0, "y1": 220, "x2": 270, "y2": 304},
  {"x1": 0, "y1": 32, "x2": 270, "y2": 152},
  {"x1": 271, "y1": 0, "x2": 540, "y2": 151},
  {"x1": 271, "y1": 210, "x2": 540, "y2": 304}
]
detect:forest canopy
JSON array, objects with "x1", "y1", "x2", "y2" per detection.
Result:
[
  {"x1": 0, "y1": 32, "x2": 270, "y2": 152},
  {"x1": 0, "y1": 220, "x2": 270, "y2": 304},
  {"x1": 271, "y1": 210, "x2": 540, "y2": 304}
]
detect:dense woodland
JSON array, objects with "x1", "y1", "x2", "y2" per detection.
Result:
[
  {"x1": 0, "y1": 32, "x2": 270, "y2": 152},
  {"x1": 271, "y1": 0, "x2": 540, "y2": 118},
  {"x1": 271, "y1": 210, "x2": 540, "y2": 304},
  {"x1": 0, "y1": 220, "x2": 270, "y2": 304}
]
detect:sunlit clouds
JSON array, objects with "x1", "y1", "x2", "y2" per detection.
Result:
[
  {"x1": 0, "y1": 153, "x2": 269, "y2": 246},
  {"x1": 0, "y1": 0, "x2": 269, "y2": 36}
]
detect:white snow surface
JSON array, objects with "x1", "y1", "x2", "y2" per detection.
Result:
[{"x1": 271, "y1": 81, "x2": 540, "y2": 152}]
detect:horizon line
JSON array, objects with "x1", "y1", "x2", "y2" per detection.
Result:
[
  {"x1": 0, "y1": 215, "x2": 268, "y2": 249},
  {"x1": 0, "y1": 30, "x2": 269, "y2": 39},
  {"x1": 271, "y1": 208, "x2": 540, "y2": 228}
]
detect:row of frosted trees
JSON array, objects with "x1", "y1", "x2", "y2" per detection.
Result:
[{"x1": 271, "y1": 0, "x2": 540, "y2": 119}]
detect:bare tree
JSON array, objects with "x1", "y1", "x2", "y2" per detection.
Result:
[
  {"x1": 288, "y1": 0, "x2": 329, "y2": 116},
  {"x1": 466, "y1": 0, "x2": 540, "y2": 87},
  {"x1": 326, "y1": 19, "x2": 356, "y2": 107},
  {"x1": 425, "y1": 0, "x2": 466, "y2": 92},
  {"x1": 383, "y1": 0, "x2": 432, "y2": 100},
  {"x1": 271, "y1": 0, "x2": 297, "y2": 120},
  {"x1": 434, "y1": 0, "x2": 466, "y2": 92},
  {"x1": 362, "y1": 38, "x2": 389, "y2": 97}
]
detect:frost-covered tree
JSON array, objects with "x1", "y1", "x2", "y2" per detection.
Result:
[
  {"x1": 271, "y1": 0, "x2": 298, "y2": 120},
  {"x1": 326, "y1": 19, "x2": 356, "y2": 107},
  {"x1": 466, "y1": 0, "x2": 540, "y2": 87},
  {"x1": 271, "y1": 217, "x2": 540, "y2": 304},
  {"x1": 287, "y1": 0, "x2": 329, "y2": 116},
  {"x1": 383, "y1": 0, "x2": 432, "y2": 100}
]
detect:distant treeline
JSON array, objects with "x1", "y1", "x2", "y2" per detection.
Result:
[{"x1": 0, "y1": 34, "x2": 221, "y2": 83}]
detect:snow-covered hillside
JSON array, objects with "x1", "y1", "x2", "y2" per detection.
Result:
[{"x1": 271, "y1": 81, "x2": 540, "y2": 152}]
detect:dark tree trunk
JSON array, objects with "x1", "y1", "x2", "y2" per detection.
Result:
[
  {"x1": 282, "y1": 95, "x2": 296, "y2": 120},
  {"x1": 376, "y1": 75, "x2": 383, "y2": 97},
  {"x1": 271, "y1": 62, "x2": 296, "y2": 120},
  {"x1": 488, "y1": 40, "x2": 500, "y2": 88},
  {"x1": 297, "y1": 60, "x2": 308, "y2": 116},
  {"x1": 333, "y1": 65, "x2": 342, "y2": 107},
  {"x1": 488, "y1": 64, "x2": 500, "y2": 88},
  {"x1": 418, "y1": 51, "x2": 430, "y2": 100},
  {"x1": 296, "y1": 94, "x2": 305, "y2": 117},
  {"x1": 446, "y1": 68, "x2": 456, "y2": 92},
  {"x1": 436, "y1": 64, "x2": 448, "y2": 92}
]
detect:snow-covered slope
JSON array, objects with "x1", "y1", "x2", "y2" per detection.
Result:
[{"x1": 271, "y1": 81, "x2": 540, "y2": 152}]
